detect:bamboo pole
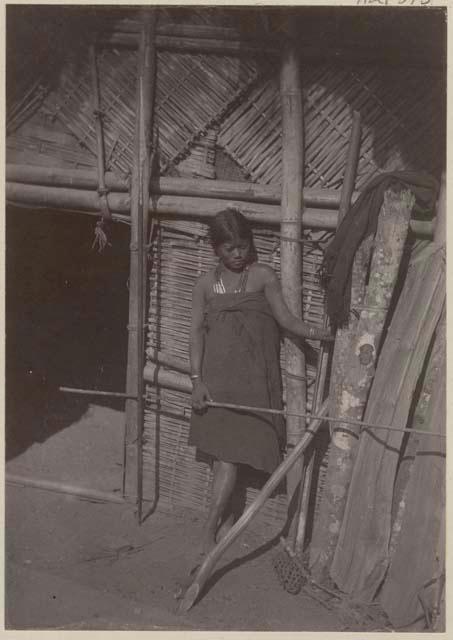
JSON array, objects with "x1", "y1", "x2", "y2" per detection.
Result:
[
  {"x1": 279, "y1": 29, "x2": 306, "y2": 549},
  {"x1": 5, "y1": 182, "x2": 434, "y2": 237},
  {"x1": 124, "y1": 12, "x2": 156, "y2": 520},
  {"x1": 96, "y1": 30, "x2": 441, "y2": 69},
  {"x1": 98, "y1": 31, "x2": 278, "y2": 57},
  {"x1": 6, "y1": 473, "x2": 125, "y2": 504},
  {"x1": 178, "y1": 399, "x2": 329, "y2": 613},
  {"x1": 89, "y1": 44, "x2": 111, "y2": 221}
]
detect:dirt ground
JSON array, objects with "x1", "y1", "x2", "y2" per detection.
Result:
[{"x1": 5, "y1": 402, "x2": 354, "y2": 632}]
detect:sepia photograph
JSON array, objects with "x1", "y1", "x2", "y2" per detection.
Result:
[{"x1": 4, "y1": 1, "x2": 447, "y2": 632}]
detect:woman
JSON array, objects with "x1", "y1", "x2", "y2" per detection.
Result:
[{"x1": 188, "y1": 210, "x2": 332, "y2": 562}]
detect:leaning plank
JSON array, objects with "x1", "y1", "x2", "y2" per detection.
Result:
[
  {"x1": 379, "y1": 310, "x2": 445, "y2": 628},
  {"x1": 330, "y1": 245, "x2": 445, "y2": 600},
  {"x1": 310, "y1": 189, "x2": 413, "y2": 581}
]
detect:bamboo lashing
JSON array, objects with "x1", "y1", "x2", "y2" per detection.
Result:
[{"x1": 178, "y1": 399, "x2": 330, "y2": 612}]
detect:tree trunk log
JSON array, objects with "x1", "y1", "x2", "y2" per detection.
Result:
[{"x1": 310, "y1": 188, "x2": 414, "y2": 583}]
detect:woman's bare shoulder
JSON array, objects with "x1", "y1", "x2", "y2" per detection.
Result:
[
  {"x1": 249, "y1": 262, "x2": 279, "y2": 285},
  {"x1": 193, "y1": 269, "x2": 216, "y2": 293}
]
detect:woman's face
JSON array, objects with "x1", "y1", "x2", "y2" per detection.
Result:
[{"x1": 216, "y1": 239, "x2": 251, "y2": 272}]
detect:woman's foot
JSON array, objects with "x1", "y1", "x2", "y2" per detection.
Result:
[
  {"x1": 174, "y1": 550, "x2": 206, "y2": 600},
  {"x1": 216, "y1": 512, "x2": 235, "y2": 543}
]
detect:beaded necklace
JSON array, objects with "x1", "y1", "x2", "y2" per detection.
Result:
[{"x1": 213, "y1": 265, "x2": 249, "y2": 294}]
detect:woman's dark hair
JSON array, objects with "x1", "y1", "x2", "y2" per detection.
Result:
[{"x1": 208, "y1": 209, "x2": 256, "y2": 259}]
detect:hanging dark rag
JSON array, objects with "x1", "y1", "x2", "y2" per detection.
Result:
[{"x1": 321, "y1": 171, "x2": 439, "y2": 327}]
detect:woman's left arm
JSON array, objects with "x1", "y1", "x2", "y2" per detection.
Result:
[{"x1": 262, "y1": 266, "x2": 334, "y2": 341}]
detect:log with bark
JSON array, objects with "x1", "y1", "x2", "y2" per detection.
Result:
[{"x1": 309, "y1": 187, "x2": 414, "y2": 583}]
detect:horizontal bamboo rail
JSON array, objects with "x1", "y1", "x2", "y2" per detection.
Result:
[
  {"x1": 97, "y1": 32, "x2": 279, "y2": 56},
  {"x1": 5, "y1": 163, "x2": 355, "y2": 207},
  {"x1": 96, "y1": 30, "x2": 442, "y2": 69},
  {"x1": 6, "y1": 473, "x2": 125, "y2": 504},
  {"x1": 103, "y1": 19, "x2": 261, "y2": 42},
  {"x1": 5, "y1": 180, "x2": 434, "y2": 236}
]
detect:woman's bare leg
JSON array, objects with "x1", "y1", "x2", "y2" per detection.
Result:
[
  {"x1": 174, "y1": 460, "x2": 238, "y2": 598},
  {"x1": 201, "y1": 460, "x2": 237, "y2": 555}
]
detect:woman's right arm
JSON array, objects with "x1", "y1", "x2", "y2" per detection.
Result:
[{"x1": 190, "y1": 277, "x2": 212, "y2": 411}]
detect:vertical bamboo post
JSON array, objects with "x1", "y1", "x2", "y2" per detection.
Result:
[
  {"x1": 295, "y1": 111, "x2": 362, "y2": 554},
  {"x1": 89, "y1": 44, "x2": 111, "y2": 221},
  {"x1": 279, "y1": 21, "x2": 306, "y2": 541},
  {"x1": 124, "y1": 11, "x2": 157, "y2": 517}
]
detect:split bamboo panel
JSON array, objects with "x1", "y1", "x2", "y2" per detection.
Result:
[
  {"x1": 142, "y1": 217, "x2": 330, "y2": 530},
  {"x1": 330, "y1": 244, "x2": 446, "y2": 600},
  {"x1": 7, "y1": 48, "x2": 444, "y2": 202},
  {"x1": 218, "y1": 64, "x2": 444, "y2": 189},
  {"x1": 12, "y1": 45, "x2": 260, "y2": 180}
]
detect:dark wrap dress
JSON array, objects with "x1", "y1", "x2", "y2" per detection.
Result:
[{"x1": 189, "y1": 291, "x2": 285, "y2": 473}]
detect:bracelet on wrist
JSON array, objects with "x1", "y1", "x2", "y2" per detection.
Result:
[{"x1": 190, "y1": 374, "x2": 201, "y2": 381}]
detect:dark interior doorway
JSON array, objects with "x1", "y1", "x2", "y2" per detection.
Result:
[{"x1": 6, "y1": 207, "x2": 130, "y2": 460}]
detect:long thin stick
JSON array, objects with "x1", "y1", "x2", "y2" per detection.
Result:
[
  {"x1": 59, "y1": 386, "x2": 145, "y2": 400},
  {"x1": 205, "y1": 401, "x2": 445, "y2": 438},
  {"x1": 6, "y1": 473, "x2": 125, "y2": 504}
]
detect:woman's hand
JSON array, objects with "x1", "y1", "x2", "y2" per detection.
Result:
[
  {"x1": 192, "y1": 380, "x2": 212, "y2": 412},
  {"x1": 303, "y1": 324, "x2": 335, "y2": 342},
  {"x1": 261, "y1": 265, "x2": 335, "y2": 342}
]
